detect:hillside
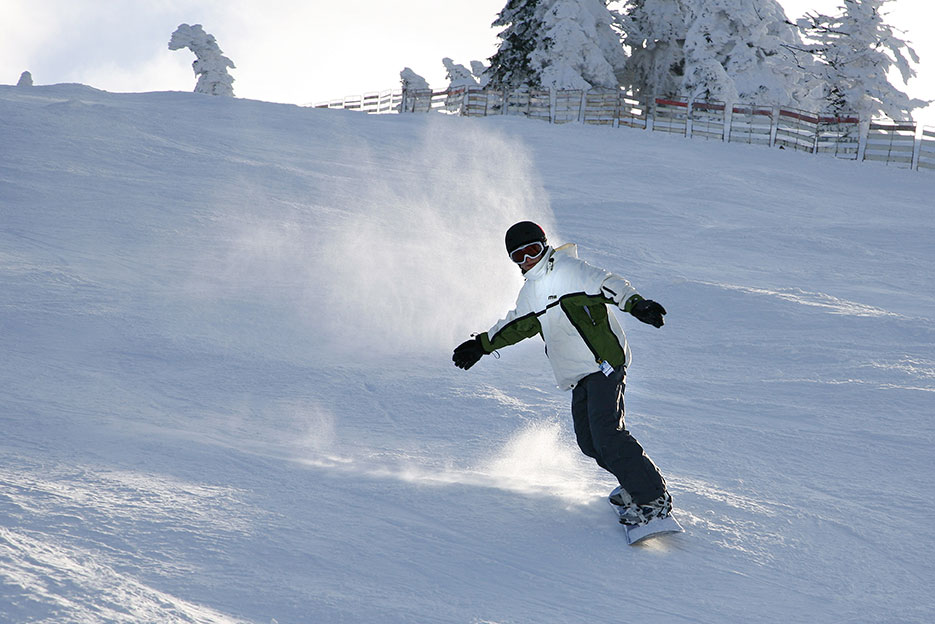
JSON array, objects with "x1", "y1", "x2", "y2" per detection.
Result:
[{"x1": 1, "y1": 84, "x2": 933, "y2": 623}]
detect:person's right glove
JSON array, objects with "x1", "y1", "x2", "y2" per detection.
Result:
[
  {"x1": 629, "y1": 298, "x2": 667, "y2": 328},
  {"x1": 452, "y1": 337, "x2": 486, "y2": 370}
]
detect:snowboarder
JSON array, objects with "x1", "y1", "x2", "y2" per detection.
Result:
[{"x1": 452, "y1": 221, "x2": 673, "y2": 527}]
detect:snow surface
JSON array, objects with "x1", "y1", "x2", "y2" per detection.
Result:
[{"x1": 1, "y1": 84, "x2": 933, "y2": 623}]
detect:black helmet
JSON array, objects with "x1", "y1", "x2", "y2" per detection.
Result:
[{"x1": 505, "y1": 221, "x2": 547, "y2": 255}]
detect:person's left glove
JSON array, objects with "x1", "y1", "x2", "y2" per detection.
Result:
[
  {"x1": 453, "y1": 337, "x2": 485, "y2": 370},
  {"x1": 629, "y1": 298, "x2": 667, "y2": 328}
]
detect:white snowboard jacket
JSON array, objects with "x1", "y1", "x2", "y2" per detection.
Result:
[{"x1": 479, "y1": 244, "x2": 643, "y2": 390}]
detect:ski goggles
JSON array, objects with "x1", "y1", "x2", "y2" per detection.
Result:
[{"x1": 509, "y1": 241, "x2": 545, "y2": 264}]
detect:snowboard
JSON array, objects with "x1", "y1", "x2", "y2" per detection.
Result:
[{"x1": 608, "y1": 499, "x2": 684, "y2": 545}]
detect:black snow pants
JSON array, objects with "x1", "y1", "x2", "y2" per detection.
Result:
[{"x1": 570, "y1": 365, "x2": 667, "y2": 505}]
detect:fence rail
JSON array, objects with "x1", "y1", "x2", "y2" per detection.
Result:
[{"x1": 313, "y1": 87, "x2": 934, "y2": 174}]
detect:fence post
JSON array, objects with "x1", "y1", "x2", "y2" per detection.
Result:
[
  {"x1": 647, "y1": 95, "x2": 655, "y2": 132},
  {"x1": 686, "y1": 99, "x2": 693, "y2": 138},
  {"x1": 723, "y1": 101, "x2": 733, "y2": 141},
  {"x1": 856, "y1": 117, "x2": 869, "y2": 162},
  {"x1": 768, "y1": 107, "x2": 779, "y2": 147}
]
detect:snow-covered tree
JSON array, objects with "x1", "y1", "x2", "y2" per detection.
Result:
[
  {"x1": 168, "y1": 24, "x2": 235, "y2": 97},
  {"x1": 619, "y1": 0, "x2": 821, "y2": 108},
  {"x1": 486, "y1": 0, "x2": 545, "y2": 89},
  {"x1": 682, "y1": 0, "x2": 820, "y2": 107},
  {"x1": 16, "y1": 71, "x2": 33, "y2": 87},
  {"x1": 538, "y1": 0, "x2": 629, "y2": 89},
  {"x1": 486, "y1": 0, "x2": 627, "y2": 90},
  {"x1": 442, "y1": 58, "x2": 479, "y2": 90},
  {"x1": 617, "y1": 0, "x2": 690, "y2": 99},
  {"x1": 797, "y1": 0, "x2": 926, "y2": 119},
  {"x1": 400, "y1": 67, "x2": 429, "y2": 91}
]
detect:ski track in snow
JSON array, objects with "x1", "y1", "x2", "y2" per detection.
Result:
[
  {"x1": 1, "y1": 85, "x2": 934, "y2": 623},
  {"x1": 699, "y1": 280, "x2": 907, "y2": 319}
]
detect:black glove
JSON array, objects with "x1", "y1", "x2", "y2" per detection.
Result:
[
  {"x1": 453, "y1": 337, "x2": 485, "y2": 370},
  {"x1": 629, "y1": 299, "x2": 667, "y2": 328}
]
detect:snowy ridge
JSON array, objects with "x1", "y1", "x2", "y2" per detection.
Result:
[{"x1": 1, "y1": 85, "x2": 933, "y2": 623}]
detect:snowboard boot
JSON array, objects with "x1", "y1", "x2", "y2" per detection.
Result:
[
  {"x1": 610, "y1": 487, "x2": 673, "y2": 526},
  {"x1": 637, "y1": 491, "x2": 673, "y2": 523},
  {"x1": 608, "y1": 485, "x2": 632, "y2": 507},
  {"x1": 609, "y1": 486, "x2": 644, "y2": 526}
]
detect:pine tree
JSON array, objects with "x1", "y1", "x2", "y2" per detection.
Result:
[
  {"x1": 617, "y1": 0, "x2": 690, "y2": 99},
  {"x1": 487, "y1": 0, "x2": 546, "y2": 89},
  {"x1": 682, "y1": 0, "x2": 819, "y2": 107},
  {"x1": 534, "y1": 0, "x2": 628, "y2": 90},
  {"x1": 797, "y1": 0, "x2": 926, "y2": 119},
  {"x1": 486, "y1": 0, "x2": 627, "y2": 90},
  {"x1": 619, "y1": 0, "x2": 821, "y2": 108}
]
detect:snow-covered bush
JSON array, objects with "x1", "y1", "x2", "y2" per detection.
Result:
[
  {"x1": 470, "y1": 61, "x2": 491, "y2": 88},
  {"x1": 797, "y1": 0, "x2": 926, "y2": 119},
  {"x1": 442, "y1": 58, "x2": 479, "y2": 90},
  {"x1": 400, "y1": 68, "x2": 430, "y2": 91},
  {"x1": 487, "y1": 0, "x2": 627, "y2": 90},
  {"x1": 168, "y1": 24, "x2": 236, "y2": 97}
]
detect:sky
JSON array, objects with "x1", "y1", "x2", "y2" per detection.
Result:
[{"x1": 2, "y1": 0, "x2": 934, "y2": 124}]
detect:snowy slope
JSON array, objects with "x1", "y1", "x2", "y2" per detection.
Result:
[{"x1": 1, "y1": 84, "x2": 933, "y2": 624}]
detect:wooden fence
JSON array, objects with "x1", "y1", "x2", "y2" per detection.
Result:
[
  {"x1": 691, "y1": 100, "x2": 727, "y2": 141},
  {"x1": 919, "y1": 126, "x2": 935, "y2": 171},
  {"x1": 314, "y1": 89, "x2": 402, "y2": 114},
  {"x1": 314, "y1": 87, "x2": 934, "y2": 174},
  {"x1": 727, "y1": 104, "x2": 774, "y2": 146},
  {"x1": 816, "y1": 114, "x2": 861, "y2": 160},
  {"x1": 864, "y1": 121, "x2": 917, "y2": 168}
]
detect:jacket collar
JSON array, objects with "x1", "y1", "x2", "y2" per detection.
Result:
[
  {"x1": 522, "y1": 243, "x2": 577, "y2": 280},
  {"x1": 521, "y1": 246, "x2": 551, "y2": 281}
]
